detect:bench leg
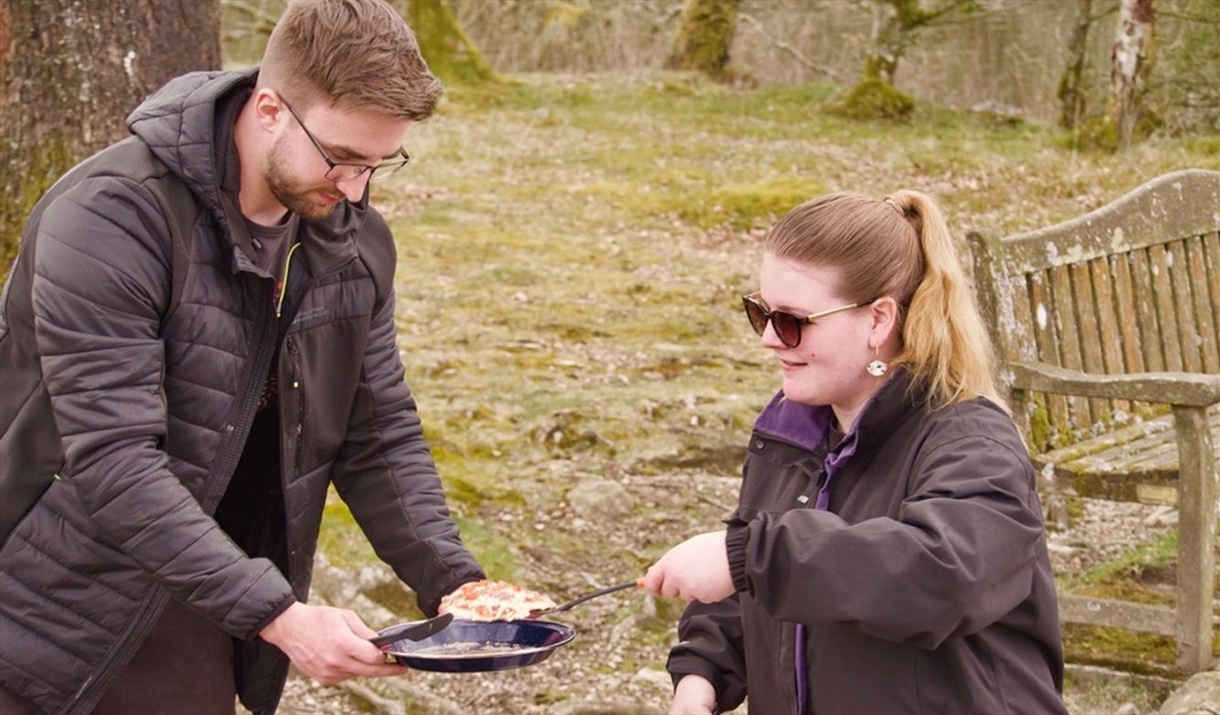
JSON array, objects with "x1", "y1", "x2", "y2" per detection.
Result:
[
  {"x1": 1047, "y1": 491, "x2": 1070, "y2": 532},
  {"x1": 1172, "y1": 405, "x2": 1217, "y2": 673}
]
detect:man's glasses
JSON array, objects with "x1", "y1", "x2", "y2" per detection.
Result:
[
  {"x1": 280, "y1": 97, "x2": 410, "y2": 183},
  {"x1": 742, "y1": 292, "x2": 868, "y2": 348}
]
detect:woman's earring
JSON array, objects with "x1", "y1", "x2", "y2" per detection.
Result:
[{"x1": 866, "y1": 348, "x2": 888, "y2": 377}]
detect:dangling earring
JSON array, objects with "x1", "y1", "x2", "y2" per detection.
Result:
[{"x1": 866, "y1": 347, "x2": 889, "y2": 377}]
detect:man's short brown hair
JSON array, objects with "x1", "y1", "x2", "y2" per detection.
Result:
[{"x1": 259, "y1": 0, "x2": 442, "y2": 120}]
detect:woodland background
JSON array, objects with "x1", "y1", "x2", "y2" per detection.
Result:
[{"x1": 3, "y1": 0, "x2": 1220, "y2": 265}]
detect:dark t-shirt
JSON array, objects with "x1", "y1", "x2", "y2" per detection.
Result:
[{"x1": 246, "y1": 214, "x2": 296, "y2": 277}]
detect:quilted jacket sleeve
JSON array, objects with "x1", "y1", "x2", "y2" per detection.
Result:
[
  {"x1": 330, "y1": 227, "x2": 485, "y2": 615},
  {"x1": 32, "y1": 176, "x2": 294, "y2": 638}
]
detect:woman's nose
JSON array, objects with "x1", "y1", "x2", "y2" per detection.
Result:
[{"x1": 759, "y1": 319, "x2": 786, "y2": 349}]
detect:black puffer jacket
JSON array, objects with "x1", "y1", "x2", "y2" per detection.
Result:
[{"x1": 0, "y1": 70, "x2": 484, "y2": 715}]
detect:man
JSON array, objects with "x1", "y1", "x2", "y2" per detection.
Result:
[{"x1": 0, "y1": 1, "x2": 486, "y2": 713}]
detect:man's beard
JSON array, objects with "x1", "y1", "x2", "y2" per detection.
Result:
[{"x1": 265, "y1": 138, "x2": 345, "y2": 221}]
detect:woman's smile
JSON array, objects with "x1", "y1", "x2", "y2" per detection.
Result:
[{"x1": 779, "y1": 356, "x2": 807, "y2": 373}]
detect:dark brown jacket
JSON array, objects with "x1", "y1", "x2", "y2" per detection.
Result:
[
  {"x1": 0, "y1": 70, "x2": 483, "y2": 715},
  {"x1": 668, "y1": 371, "x2": 1067, "y2": 714}
]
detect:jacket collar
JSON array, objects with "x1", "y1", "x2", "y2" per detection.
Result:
[{"x1": 754, "y1": 367, "x2": 923, "y2": 461}]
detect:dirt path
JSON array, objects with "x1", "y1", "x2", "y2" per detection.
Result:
[{"x1": 265, "y1": 477, "x2": 1186, "y2": 715}]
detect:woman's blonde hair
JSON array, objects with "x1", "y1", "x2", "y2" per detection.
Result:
[
  {"x1": 259, "y1": 0, "x2": 442, "y2": 120},
  {"x1": 764, "y1": 190, "x2": 1006, "y2": 412}
]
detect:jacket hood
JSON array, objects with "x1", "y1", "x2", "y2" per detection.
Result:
[
  {"x1": 126, "y1": 69, "x2": 366, "y2": 278},
  {"x1": 127, "y1": 69, "x2": 256, "y2": 219}
]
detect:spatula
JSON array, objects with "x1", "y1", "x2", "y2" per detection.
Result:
[{"x1": 529, "y1": 578, "x2": 643, "y2": 618}]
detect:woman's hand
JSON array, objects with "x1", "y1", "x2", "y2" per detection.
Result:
[
  {"x1": 670, "y1": 674, "x2": 717, "y2": 715},
  {"x1": 642, "y1": 530, "x2": 734, "y2": 604}
]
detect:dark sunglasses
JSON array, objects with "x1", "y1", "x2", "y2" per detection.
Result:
[{"x1": 742, "y1": 292, "x2": 869, "y2": 348}]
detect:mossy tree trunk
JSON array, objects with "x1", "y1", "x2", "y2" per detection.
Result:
[
  {"x1": 664, "y1": 0, "x2": 743, "y2": 79},
  {"x1": 407, "y1": 0, "x2": 497, "y2": 85},
  {"x1": 859, "y1": 0, "x2": 978, "y2": 84},
  {"x1": 0, "y1": 0, "x2": 221, "y2": 273},
  {"x1": 1107, "y1": 0, "x2": 1156, "y2": 150}
]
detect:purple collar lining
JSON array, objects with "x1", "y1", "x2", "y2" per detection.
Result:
[
  {"x1": 753, "y1": 392, "x2": 861, "y2": 489},
  {"x1": 752, "y1": 392, "x2": 830, "y2": 453}
]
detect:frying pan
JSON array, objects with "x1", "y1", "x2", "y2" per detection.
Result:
[{"x1": 380, "y1": 619, "x2": 576, "y2": 672}]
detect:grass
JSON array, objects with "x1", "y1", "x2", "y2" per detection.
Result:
[
  {"x1": 382, "y1": 69, "x2": 1216, "y2": 504},
  {"x1": 318, "y1": 70, "x2": 1219, "y2": 681},
  {"x1": 1072, "y1": 530, "x2": 1180, "y2": 593},
  {"x1": 1057, "y1": 525, "x2": 1220, "y2": 674}
]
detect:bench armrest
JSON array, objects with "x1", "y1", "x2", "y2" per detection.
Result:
[{"x1": 1009, "y1": 361, "x2": 1220, "y2": 407}]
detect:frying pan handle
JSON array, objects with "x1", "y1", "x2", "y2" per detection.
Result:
[{"x1": 545, "y1": 578, "x2": 643, "y2": 614}]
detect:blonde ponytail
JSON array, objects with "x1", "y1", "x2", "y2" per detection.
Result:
[{"x1": 886, "y1": 191, "x2": 1007, "y2": 412}]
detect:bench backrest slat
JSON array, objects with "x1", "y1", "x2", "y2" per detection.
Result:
[{"x1": 1190, "y1": 237, "x2": 1220, "y2": 373}]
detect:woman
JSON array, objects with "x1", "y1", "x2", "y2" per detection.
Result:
[{"x1": 640, "y1": 191, "x2": 1068, "y2": 715}]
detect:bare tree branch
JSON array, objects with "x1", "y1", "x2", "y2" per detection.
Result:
[
  {"x1": 738, "y1": 13, "x2": 848, "y2": 83},
  {"x1": 912, "y1": 0, "x2": 977, "y2": 26}
]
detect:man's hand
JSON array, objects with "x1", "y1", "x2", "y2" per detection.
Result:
[
  {"x1": 670, "y1": 675, "x2": 717, "y2": 715},
  {"x1": 259, "y1": 602, "x2": 406, "y2": 685},
  {"x1": 641, "y1": 530, "x2": 734, "y2": 604}
]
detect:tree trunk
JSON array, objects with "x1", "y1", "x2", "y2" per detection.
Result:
[
  {"x1": 1108, "y1": 0, "x2": 1155, "y2": 150},
  {"x1": 863, "y1": 0, "x2": 911, "y2": 83},
  {"x1": 1057, "y1": 0, "x2": 1095, "y2": 130},
  {"x1": 664, "y1": 0, "x2": 743, "y2": 78},
  {"x1": 408, "y1": 0, "x2": 497, "y2": 85},
  {"x1": 859, "y1": 0, "x2": 976, "y2": 85},
  {"x1": 1, "y1": 0, "x2": 221, "y2": 271}
]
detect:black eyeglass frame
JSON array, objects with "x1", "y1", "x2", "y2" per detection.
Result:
[
  {"x1": 742, "y1": 292, "x2": 873, "y2": 348},
  {"x1": 280, "y1": 96, "x2": 410, "y2": 183}
]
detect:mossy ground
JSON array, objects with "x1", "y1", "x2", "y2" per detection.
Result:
[{"x1": 303, "y1": 71, "x2": 1217, "y2": 712}]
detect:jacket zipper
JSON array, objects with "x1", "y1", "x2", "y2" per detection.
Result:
[
  {"x1": 200, "y1": 284, "x2": 279, "y2": 513},
  {"x1": 793, "y1": 446, "x2": 838, "y2": 715},
  {"x1": 63, "y1": 587, "x2": 171, "y2": 713},
  {"x1": 796, "y1": 466, "x2": 824, "y2": 505},
  {"x1": 275, "y1": 242, "x2": 302, "y2": 319},
  {"x1": 275, "y1": 242, "x2": 304, "y2": 476},
  {"x1": 287, "y1": 335, "x2": 304, "y2": 473}
]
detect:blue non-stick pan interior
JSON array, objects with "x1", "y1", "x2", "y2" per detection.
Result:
[{"x1": 383, "y1": 619, "x2": 576, "y2": 673}]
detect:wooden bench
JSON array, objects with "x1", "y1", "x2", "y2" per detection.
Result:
[{"x1": 967, "y1": 168, "x2": 1220, "y2": 674}]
